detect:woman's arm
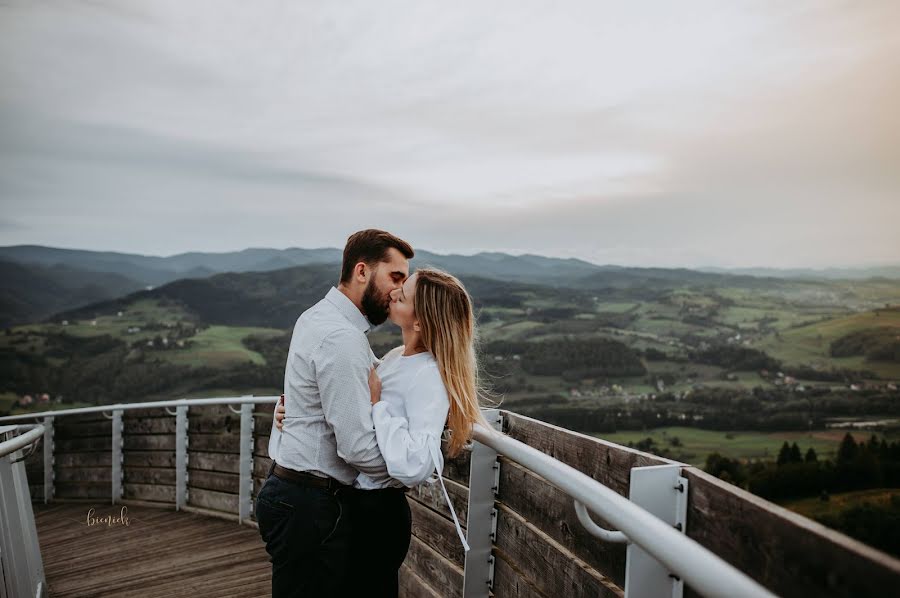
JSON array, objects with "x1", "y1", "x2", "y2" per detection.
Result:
[{"x1": 371, "y1": 365, "x2": 449, "y2": 487}]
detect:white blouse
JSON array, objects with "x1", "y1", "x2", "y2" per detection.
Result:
[{"x1": 357, "y1": 347, "x2": 469, "y2": 552}]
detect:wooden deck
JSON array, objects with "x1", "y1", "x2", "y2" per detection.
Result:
[{"x1": 33, "y1": 501, "x2": 271, "y2": 597}]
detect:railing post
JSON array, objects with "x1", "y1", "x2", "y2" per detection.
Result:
[
  {"x1": 43, "y1": 416, "x2": 54, "y2": 504},
  {"x1": 175, "y1": 405, "x2": 188, "y2": 511},
  {"x1": 111, "y1": 409, "x2": 123, "y2": 504},
  {"x1": 624, "y1": 464, "x2": 690, "y2": 598},
  {"x1": 238, "y1": 401, "x2": 254, "y2": 523},
  {"x1": 0, "y1": 427, "x2": 47, "y2": 598},
  {"x1": 462, "y1": 409, "x2": 502, "y2": 598}
]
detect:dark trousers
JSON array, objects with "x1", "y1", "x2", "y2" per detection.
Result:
[
  {"x1": 346, "y1": 487, "x2": 412, "y2": 598},
  {"x1": 255, "y1": 472, "x2": 353, "y2": 597}
]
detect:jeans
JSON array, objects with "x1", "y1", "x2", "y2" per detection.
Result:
[
  {"x1": 255, "y1": 472, "x2": 352, "y2": 598},
  {"x1": 346, "y1": 487, "x2": 412, "y2": 598}
]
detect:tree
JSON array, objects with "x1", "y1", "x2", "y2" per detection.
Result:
[
  {"x1": 789, "y1": 442, "x2": 803, "y2": 463},
  {"x1": 837, "y1": 433, "x2": 858, "y2": 464},
  {"x1": 777, "y1": 442, "x2": 792, "y2": 466},
  {"x1": 805, "y1": 447, "x2": 818, "y2": 463}
]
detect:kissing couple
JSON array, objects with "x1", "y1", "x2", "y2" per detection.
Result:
[{"x1": 257, "y1": 229, "x2": 489, "y2": 597}]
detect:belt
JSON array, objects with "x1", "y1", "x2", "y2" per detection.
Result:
[{"x1": 271, "y1": 463, "x2": 349, "y2": 492}]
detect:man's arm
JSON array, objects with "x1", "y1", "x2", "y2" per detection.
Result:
[{"x1": 316, "y1": 329, "x2": 388, "y2": 478}]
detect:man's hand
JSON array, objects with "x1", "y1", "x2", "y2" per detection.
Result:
[
  {"x1": 368, "y1": 367, "x2": 382, "y2": 405},
  {"x1": 275, "y1": 394, "x2": 285, "y2": 431}
]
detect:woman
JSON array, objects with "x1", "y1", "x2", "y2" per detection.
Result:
[{"x1": 352, "y1": 267, "x2": 488, "y2": 595}]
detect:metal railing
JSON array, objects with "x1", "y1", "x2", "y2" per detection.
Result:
[
  {"x1": 0, "y1": 400, "x2": 778, "y2": 597},
  {"x1": 0, "y1": 424, "x2": 47, "y2": 598},
  {"x1": 465, "y1": 414, "x2": 776, "y2": 598}
]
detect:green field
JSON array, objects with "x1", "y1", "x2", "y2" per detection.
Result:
[
  {"x1": 781, "y1": 488, "x2": 900, "y2": 519},
  {"x1": 753, "y1": 308, "x2": 900, "y2": 379},
  {"x1": 597, "y1": 427, "x2": 894, "y2": 467},
  {"x1": 155, "y1": 325, "x2": 284, "y2": 368}
]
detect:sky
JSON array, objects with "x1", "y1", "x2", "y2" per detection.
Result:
[{"x1": 0, "y1": 1, "x2": 898, "y2": 269}]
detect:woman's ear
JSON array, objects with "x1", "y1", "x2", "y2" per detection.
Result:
[{"x1": 413, "y1": 320, "x2": 421, "y2": 332}]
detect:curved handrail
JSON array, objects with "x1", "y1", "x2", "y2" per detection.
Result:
[
  {"x1": 573, "y1": 499, "x2": 629, "y2": 543},
  {"x1": 0, "y1": 395, "x2": 280, "y2": 423},
  {"x1": 472, "y1": 423, "x2": 776, "y2": 598},
  {"x1": 0, "y1": 425, "x2": 45, "y2": 459}
]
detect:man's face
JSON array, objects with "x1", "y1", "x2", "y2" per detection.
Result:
[{"x1": 360, "y1": 247, "x2": 409, "y2": 325}]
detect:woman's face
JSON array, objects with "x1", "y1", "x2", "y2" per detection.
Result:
[{"x1": 388, "y1": 272, "x2": 418, "y2": 330}]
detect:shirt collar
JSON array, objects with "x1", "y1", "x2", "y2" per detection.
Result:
[{"x1": 324, "y1": 286, "x2": 372, "y2": 334}]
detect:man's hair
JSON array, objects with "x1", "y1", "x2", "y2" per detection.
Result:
[{"x1": 340, "y1": 229, "x2": 414, "y2": 284}]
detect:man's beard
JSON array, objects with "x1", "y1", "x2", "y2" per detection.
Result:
[{"x1": 361, "y1": 278, "x2": 390, "y2": 326}]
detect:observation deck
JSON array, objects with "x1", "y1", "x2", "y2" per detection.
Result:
[{"x1": 2, "y1": 397, "x2": 899, "y2": 597}]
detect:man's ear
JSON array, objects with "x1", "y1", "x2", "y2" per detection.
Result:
[{"x1": 354, "y1": 261, "x2": 368, "y2": 283}]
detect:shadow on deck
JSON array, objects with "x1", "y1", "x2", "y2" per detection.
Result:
[{"x1": 33, "y1": 501, "x2": 271, "y2": 597}]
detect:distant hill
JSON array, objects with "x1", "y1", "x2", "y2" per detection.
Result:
[
  {"x1": 0, "y1": 260, "x2": 144, "y2": 327},
  {"x1": 53, "y1": 264, "x2": 560, "y2": 329},
  {"x1": 699, "y1": 265, "x2": 900, "y2": 281},
  {"x1": 5, "y1": 244, "x2": 897, "y2": 327}
]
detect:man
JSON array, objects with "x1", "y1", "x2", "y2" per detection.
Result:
[{"x1": 257, "y1": 229, "x2": 413, "y2": 597}]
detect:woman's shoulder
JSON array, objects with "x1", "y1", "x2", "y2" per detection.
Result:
[{"x1": 409, "y1": 356, "x2": 448, "y2": 398}]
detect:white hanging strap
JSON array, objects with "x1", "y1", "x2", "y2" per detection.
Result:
[{"x1": 429, "y1": 441, "x2": 470, "y2": 553}]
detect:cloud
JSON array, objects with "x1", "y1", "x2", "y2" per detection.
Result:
[{"x1": 0, "y1": 1, "x2": 897, "y2": 266}]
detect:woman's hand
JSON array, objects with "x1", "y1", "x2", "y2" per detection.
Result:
[
  {"x1": 368, "y1": 366, "x2": 382, "y2": 405},
  {"x1": 274, "y1": 394, "x2": 285, "y2": 431}
]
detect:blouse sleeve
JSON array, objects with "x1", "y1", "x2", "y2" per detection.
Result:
[{"x1": 371, "y1": 363, "x2": 449, "y2": 487}]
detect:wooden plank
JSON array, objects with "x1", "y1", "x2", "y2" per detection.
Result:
[
  {"x1": 188, "y1": 414, "x2": 244, "y2": 434},
  {"x1": 55, "y1": 481, "x2": 111, "y2": 499},
  {"x1": 123, "y1": 407, "x2": 173, "y2": 418},
  {"x1": 497, "y1": 458, "x2": 626, "y2": 587},
  {"x1": 124, "y1": 435, "x2": 176, "y2": 451},
  {"x1": 399, "y1": 562, "x2": 442, "y2": 598},
  {"x1": 188, "y1": 432, "x2": 239, "y2": 453},
  {"x1": 188, "y1": 470, "x2": 239, "y2": 494},
  {"x1": 54, "y1": 421, "x2": 111, "y2": 437},
  {"x1": 123, "y1": 450, "x2": 175, "y2": 469},
  {"x1": 683, "y1": 467, "x2": 900, "y2": 598},
  {"x1": 56, "y1": 467, "x2": 112, "y2": 483},
  {"x1": 189, "y1": 451, "x2": 240, "y2": 474},
  {"x1": 124, "y1": 482, "x2": 175, "y2": 503},
  {"x1": 55, "y1": 452, "x2": 111, "y2": 467},
  {"x1": 252, "y1": 457, "x2": 273, "y2": 479},
  {"x1": 125, "y1": 467, "x2": 176, "y2": 486},
  {"x1": 404, "y1": 533, "x2": 463, "y2": 598},
  {"x1": 493, "y1": 552, "x2": 550, "y2": 598},
  {"x1": 33, "y1": 502, "x2": 270, "y2": 597},
  {"x1": 408, "y1": 476, "x2": 469, "y2": 528},
  {"x1": 253, "y1": 415, "x2": 273, "y2": 436},
  {"x1": 123, "y1": 417, "x2": 175, "y2": 435},
  {"x1": 441, "y1": 438, "x2": 471, "y2": 486},
  {"x1": 189, "y1": 488, "x2": 239, "y2": 514},
  {"x1": 56, "y1": 437, "x2": 111, "y2": 451},
  {"x1": 253, "y1": 436, "x2": 270, "y2": 456},
  {"x1": 502, "y1": 411, "x2": 672, "y2": 497},
  {"x1": 494, "y1": 503, "x2": 622, "y2": 598},
  {"x1": 409, "y1": 496, "x2": 465, "y2": 568}
]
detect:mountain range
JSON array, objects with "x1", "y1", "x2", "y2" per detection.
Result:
[{"x1": 1, "y1": 244, "x2": 896, "y2": 327}]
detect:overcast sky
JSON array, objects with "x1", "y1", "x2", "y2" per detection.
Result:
[{"x1": 1, "y1": 1, "x2": 898, "y2": 268}]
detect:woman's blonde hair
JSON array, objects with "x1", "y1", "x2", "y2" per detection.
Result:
[{"x1": 413, "y1": 267, "x2": 489, "y2": 457}]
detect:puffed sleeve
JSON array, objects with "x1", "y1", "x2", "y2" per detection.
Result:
[{"x1": 371, "y1": 363, "x2": 449, "y2": 487}]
